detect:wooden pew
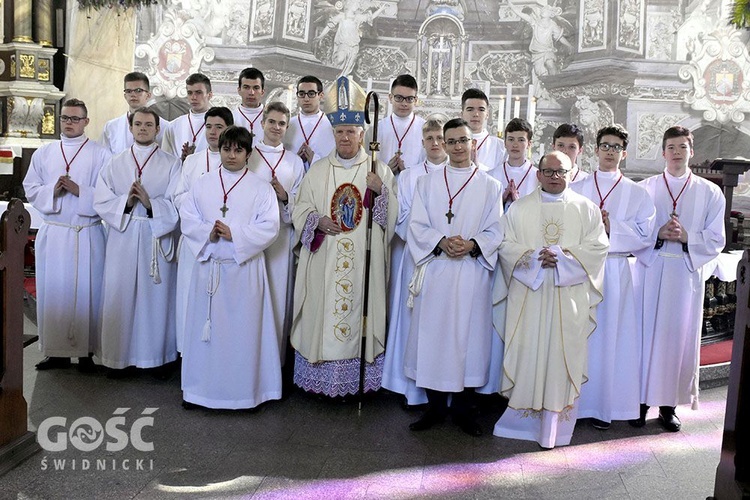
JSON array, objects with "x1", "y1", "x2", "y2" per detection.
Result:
[{"x1": 0, "y1": 199, "x2": 39, "y2": 475}]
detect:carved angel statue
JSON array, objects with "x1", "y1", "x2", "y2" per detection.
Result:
[
  {"x1": 507, "y1": 0, "x2": 574, "y2": 78},
  {"x1": 314, "y1": 0, "x2": 387, "y2": 76}
]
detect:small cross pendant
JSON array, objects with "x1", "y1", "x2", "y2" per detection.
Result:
[
  {"x1": 220, "y1": 204, "x2": 229, "y2": 217},
  {"x1": 445, "y1": 209, "x2": 454, "y2": 224},
  {"x1": 671, "y1": 210, "x2": 678, "y2": 218}
]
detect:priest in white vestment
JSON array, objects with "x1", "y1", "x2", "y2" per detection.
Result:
[
  {"x1": 571, "y1": 126, "x2": 656, "y2": 429},
  {"x1": 248, "y1": 102, "x2": 305, "y2": 365},
  {"x1": 94, "y1": 108, "x2": 182, "y2": 371},
  {"x1": 382, "y1": 119, "x2": 448, "y2": 406},
  {"x1": 162, "y1": 73, "x2": 212, "y2": 160},
  {"x1": 405, "y1": 118, "x2": 504, "y2": 436},
  {"x1": 290, "y1": 76, "x2": 397, "y2": 398},
  {"x1": 494, "y1": 151, "x2": 608, "y2": 448},
  {"x1": 100, "y1": 72, "x2": 165, "y2": 155},
  {"x1": 23, "y1": 99, "x2": 110, "y2": 371},
  {"x1": 632, "y1": 126, "x2": 725, "y2": 432},
  {"x1": 553, "y1": 123, "x2": 589, "y2": 184},
  {"x1": 488, "y1": 117, "x2": 538, "y2": 211},
  {"x1": 180, "y1": 126, "x2": 282, "y2": 409},
  {"x1": 461, "y1": 88, "x2": 507, "y2": 171},
  {"x1": 284, "y1": 75, "x2": 335, "y2": 171},
  {"x1": 233, "y1": 68, "x2": 266, "y2": 144},
  {"x1": 173, "y1": 106, "x2": 233, "y2": 352}
]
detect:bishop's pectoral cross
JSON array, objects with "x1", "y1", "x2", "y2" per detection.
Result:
[
  {"x1": 220, "y1": 204, "x2": 229, "y2": 217},
  {"x1": 445, "y1": 209, "x2": 454, "y2": 224}
]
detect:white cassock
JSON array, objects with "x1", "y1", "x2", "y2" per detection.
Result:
[
  {"x1": 382, "y1": 159, "x2": 446, "y2": 405},
  {"x1": 180, "y1": 167, "x2": 282, "y2": 409},
  {"x1": 404, "y1": 164, "x2": 504, "y2": 391},
  {"x1": 473, "y1": 130, "x2": 507, "y2": 171},
  {"x1": 290, "y1": 148, "x2": 397, "y2": 397},
  {"x1": 233, "y1": 104, "x2": 265, "y2": 144},
  {"x1": 162, "y1": 111, "x2": 208, "y2": 158},
  {"x1": 100, "y1": 113, "x2": 167, "y2": 155},
  {"x1": 494, "y1": 188, "x2": 608, "y2": 448},
  {"x1": 572, "y1": 169, "x2": 656, "y2": 422},
  {"x1": 284, "y1": 110, "x2": 336, "y2": 171},
  {"x1": 488, "y1": 159, "x2": 539, "y2": 211},
  {"x1": 173, "y1": 148, "x2": 223, "y2": 352},
  {"x1": 248, "y1": 141, "x2": 305, "y2": 363},
  {"x1": 94, "y1": 144, "x2": 181, "y2": 369},
  {"x1": 23, "y1": 135, "x2": 110, "y2": 357},
  {"x1": 634, "y1": 169, "x2": 725, "y2": 409},
  {"x1": 366, "y1": 113, "x2": 426, "y2": 169},
  {"x1": 569, "y1": 166, "x2": 589, "y2": 184}
]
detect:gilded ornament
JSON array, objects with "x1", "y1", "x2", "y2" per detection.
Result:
[
  {"x1": 38, "y1": 60, "x2": 50, "y2": 81},
  {"x1": 42, "y1": 108, "x2": 56, "y2": 135},
  {"x1": 19, "y1": 54, "x2": 35, "y2": 79}
]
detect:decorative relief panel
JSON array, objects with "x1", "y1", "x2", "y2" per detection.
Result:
[
  {"x1": 19, "y1": 54, "x2": 35, "y2": 79},
  {"x1": 7, "y1": 97, "x2": 44, "y2": 138},
  {"x1": 616, "y1": 0, "x2": 644, "y2": 54},
  {"x1": 354, "y1": 46, "x2": 409, "y2": 81},
  {"x1": 579, "y1": 0, "x2": 607, "y2": 52},
  {"x1": 250, "y1": 0, "x2": 276, "y2": 40},
  {"x1": 636, "y1": 113, "x2": 689, "y2": 159},
  {"x1": 38, "y1": 59, "x2": 50, "y2": 82},
  {"x1": 571, "y1": 96, "x2": 615, "y2": 169},
  {"x1": 283, "y1": 0, "x2": 310, "y2": 42},
  {"x1": 646, "y1": 12, "x2": 679, "y2": 60},
  {"x1": 474, "y1": 52, "x2": 531, "y2": 87},
  {"x1": 41, "y1": 105, "x2": 56, "y2": 135},
  {"x1": 630, "y1": 86, "x2": 689, "y2": 100},
  {"x1": 550, "y1": 83, "x2": 632, "y2": 100}
]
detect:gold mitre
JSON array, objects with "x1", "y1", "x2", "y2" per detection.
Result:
[{"x1": 324, "y1": 76, "x2": 367, "y2": 127}]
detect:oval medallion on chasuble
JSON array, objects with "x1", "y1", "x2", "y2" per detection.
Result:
[{"x1": 330, "y1": 183, "x2": 363, "y2": 232}]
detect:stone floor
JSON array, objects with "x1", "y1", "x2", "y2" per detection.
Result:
[{"x1": 2, "y1": 314, "x2": 727, "y2": 499}]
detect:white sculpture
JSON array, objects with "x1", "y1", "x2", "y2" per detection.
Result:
[{"x1": 507, "y1": 0, "x2": 573, "y2": 78}]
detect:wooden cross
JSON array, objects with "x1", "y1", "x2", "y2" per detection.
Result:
[
  {"x1": 445, "y1": 209, "x2": 454, "y2": 224},
  {"x1": 220, "y1": 204, "x2": 229, "y2": 217}
]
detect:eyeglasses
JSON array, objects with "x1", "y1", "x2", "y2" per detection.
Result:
[
  {"x1": 296, "y1": 90, "x2": 321, "y2": 98},
  {"x1": 124, "y1": 88, "x2": 148, "y2": 95},
  {"x1": 540, "y1": 168, "x2": 570, "y2": 178},
  {"x1": 445, "y1": 137, "x2": 471, "y2": 147},
  {"x1": 60, "y1": 115, "x2": 86, "y2": 123},
  {"x1": 392, "y1": 94, "x2": 417, "y2": 103},
  {"x1": 598, "y1": 143, "x2": 624, "y2": 152}
]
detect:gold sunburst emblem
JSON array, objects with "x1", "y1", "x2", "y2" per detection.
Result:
[{"x1": 543, "y1": 218, "x2": 563, "y2": 245}]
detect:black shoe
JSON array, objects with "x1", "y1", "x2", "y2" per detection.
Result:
[
  {"x1": 658, "y1": 406, "x2": 681, "y2": 432},
  {"x1": 35, "y1": 357, "x2": 71, "y2": 370},
  {"x1": 628, "y1": 403, "x2": 649, "y2": 428},
  {"x1": 182, "y1": 400, "x2": 201, "y2": 410},
  {"x1": 76, "y1": 356, "x2": 98, "y2": 373},
  {"x1": 591, "y1": 418, "x2": 610, "y2": 430},
  {"x1": 453, "y1": 415, "x2": 483, "y2": 437},
  {"x1": 106, "y1": 366, "x2": 136, "y2": 379},
  {"x1": 409, "y1": 410, "x2": 445, "y2": 431}
]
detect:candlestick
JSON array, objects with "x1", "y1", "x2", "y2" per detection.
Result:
[{"x1": 513, "y1": 97, "x2": 521, "y2": 119}]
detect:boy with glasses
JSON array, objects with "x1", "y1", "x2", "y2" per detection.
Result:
[
  {"x1": 494, "y1": 151, "x2": 608, "y2": 448},
  {"x1": 101, "y1": 72, "x2": 165, "y2": 155},
  {"x1": 571, "y1": 125, "x2": 656, "y2": 430},
  {"x1": 284, "y1": 75, "x2": 335, "y2": 171},
  {"x1": 23, "y1": 98, "x2": 111, "y2": 372},
  {"x1": 632, "y1": 126, "x2": 725, "y2": 432},
  {"x1": 233, "y1": 67, "x2": 266, "y2": 144},
  {"x1": 367, "y1": 74, "x2": 426, "y2": 175},
  {"x1": 460, "y1": 88, "x2": 507, "y2": 171}
]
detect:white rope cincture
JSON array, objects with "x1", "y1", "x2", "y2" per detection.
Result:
[
  {"x1": 407, "y1": 256, "x2": 434, "y2": 308},
  {"x1": 202, "y1": 258, "x2": 233, "y2": 342}
]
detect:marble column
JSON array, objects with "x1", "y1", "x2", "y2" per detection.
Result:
[
  {"x1": 34, "y1": 0, "x2": 54, "y2": 47},
  {"x1": 12, "y1": 0, "x2": 33, "y2": 43}
]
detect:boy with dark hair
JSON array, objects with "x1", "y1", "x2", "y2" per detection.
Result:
[
  {"x1": 180, "y1": 125, "x2": 282, "y2": 409},
  {"x1": 174, "y1": 106, "x2": 234, "y2": 352},
  {"x1": 571, "y1": 124, "x2": 656, "y2": 430},
  {"x1": 284, "y1": 75, "x2": 335, "y2": 171},
  {"x1": 163, "y1": 72, "x2": 213, "y2": 160},
  {"x1": 234, "y1": 67, "x2": 266, "y2": 143},
  {"x1": 553, "y1": 123, "x2": 588, "y2": 183},
  {"x1": 460, "y1": 88, "x2": 507, "y2": 171},
  {"x1": 101, "y1": 72, "x2": 165, "y2": 155},
  {"x1": 489, "y1": 117, "x2": 537, "y2": 210},
  {"x1": 632, "y1": 125, "x2": 726, "y2": 432},
  {"x1": 367, "y1": 74, "x2": 426, "y2": 175}
]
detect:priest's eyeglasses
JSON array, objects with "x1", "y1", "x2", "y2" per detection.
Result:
[
  {"x1": 60, "y1": 115, "x2": 85, "y2": 123},
  {"x1": 392, "y1": 94, "x2": 417, "y2": 103},
  {"x1": 540, "y1": 168, "x2": 570, "y2": 178},
  {"x1": 598, "y1": 143, "x2": 624, "y2": 152},
  {"x1": 445, "y1": 137, "x2": 471, "y2": 147},
  {"x1": 124, "y1": 88, "x2": 148, "y2": 95},
  {"x1": 296, "y1": 90, "x2": 321, "y2": 98}
]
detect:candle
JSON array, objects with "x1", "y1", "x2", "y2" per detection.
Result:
[
  {"x1": 497, "y1": 97, "x2": 505, "y2": 136},
  {"x1": 286, "y1": 84, "x2": 294, "y2": 112},
  {"x1": 504, "y1": 83, "x2": 512, "y2": 124},
  {"x1": 528, "y1": 98, "x2": 536, "y2": 129},
  {"x1": 513, "y1": 97, "x2": 521, "y2": 119},
  {"x1": 526, "y1": 84, "x2": 535, "y2": 122},
  {"x1": 366, "y1": 77, "x2": 373, "y2": 93}
]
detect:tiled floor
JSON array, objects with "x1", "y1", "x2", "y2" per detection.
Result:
[{"x1": 2, "y1": 315, "x2": 726, "y2": 499}]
